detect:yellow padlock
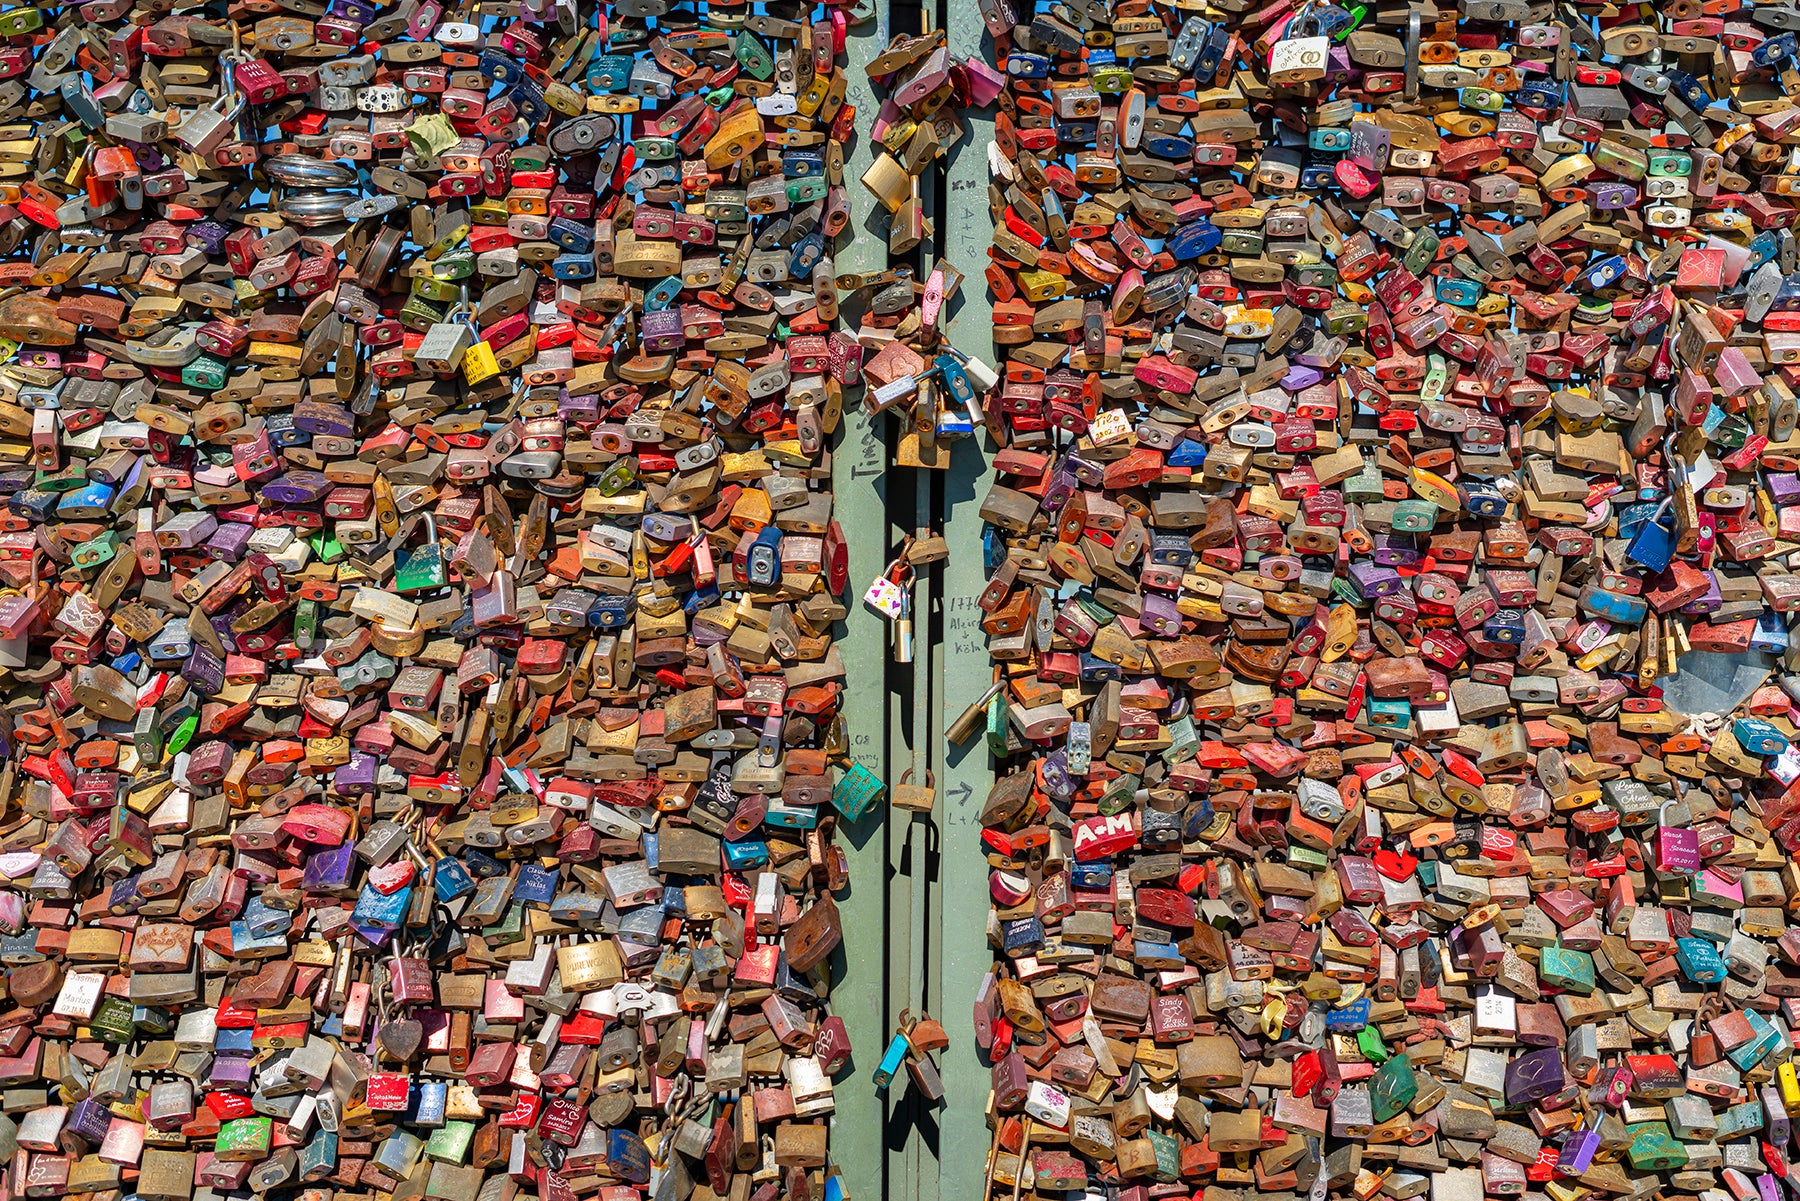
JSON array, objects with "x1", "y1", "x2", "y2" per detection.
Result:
[{"x1": 461, "y1": 339, "x2": 499, "y2": 385}]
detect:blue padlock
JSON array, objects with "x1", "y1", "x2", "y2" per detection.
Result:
[
  {"x1": 1675, "y1": 936, "x2": 1728, "y2": 984},
  {"x1": 1167, "y1": 439, "x2": 1208, "y2": 467},
  {"x1": 432, "y1": 857, "x2": 476, "y2": 902},
  {"x1": 643, "y1": 276, "x2": 684, "y2": 311},
  {"x1": 722, "y1": 839, "x2": 771, "y2": 869},
  {"x1": 1327, "y1": 997, "x2": 1371, "y2": 1032},
  {"x1": 1168, "y1": 220, "x2": 1223, "y2": 259},
  {"x1": 479, "y1": 50, "x2": 526, "y2": 85},
  {"x1": 550, "y1": 254, "x2": 595, "y2": 282},
  {"x1": 746, "y1": 526, "x2": 783, "y2": 587},
  {"x1": 1625, "y1": 498, "x2": 1676, "y2": 572},
  {"x1": 57, "y1": 481, "x2": 115, "y2": 519},
  {"x1": 1727, "y1": 1012, "x2": 1781, "y2": 1071},
  {"x1": 1135, "y1": 940, "x2": 1185, "y2": 970},
  {"x1": 1005, "y1": 52, "x2": 1050, "y2": 77},
  {"x1": 1735, "y1": 718, "x2": 1789, "y2": 756},
  {"x1": 605, "y1": 1129, "x2": 651, "y2": 1185},
  {"x1": 1071, "y1": 863, "x2": 1112, "y2": 889},
  {"x1": 351, "y1": 882, "x2": 412, "y2": 933},
  {"x1": 1002, "y1": 917, "x2": 1045, "y2": 956},
  {"x1": 873, "y1": 1032, "x2": 911, "y2": 1090}
]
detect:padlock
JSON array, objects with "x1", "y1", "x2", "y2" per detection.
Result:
[{"x1": 892, "y1": 769, "x2": 936, "y2": 813}]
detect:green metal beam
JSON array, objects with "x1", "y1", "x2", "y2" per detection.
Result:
[
  {"x1": 935, "y1": 3, "x2": 1000, "y2": 1192},
  {"x1": 831, "y1": 6, "x2": 895, "y2": 1199}
]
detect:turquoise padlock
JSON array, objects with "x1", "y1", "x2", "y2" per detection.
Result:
[{"x1": 831, "y1": 762, "x2": 886, "y2": 822}]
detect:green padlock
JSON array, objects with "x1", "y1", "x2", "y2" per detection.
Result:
[
  {"x1": 734, "y1": 31, "x2": 775, "y2": 79},
  {"x1": 294, "y1": 597, "x2": 318, "y2": 649},
  {"x1": 36, "y1": 463, "x2": 89, "y2": 492},
  {"x1": 1165, "y1": 715, "x2": 1199, "y2": 765},
  {"x1": 1220, "y1": 231, "x2": 1264, "y2": 256},
  {"x1": 1324, "y1": 299, "x2": 1367, "y2": 338},
  {"x1": 1625, "y1": 1122, "x2": 1688, "y2": 1172},
  {"x1": 216, "y1": 1116, "x2": 275, "y2": 1162},
  {"x1": 90, "y1": 995, "x2": 137, "y2": 1043},
  {"x1": 431, "y1": 247, "x2": 477, "y2": 283},
  {"x1": 1090, "y1": 65, "x2": 1133, "y2": 92},
  {"x1": 424, "y1": 1121, "x2": 476, "y2": 1163},
  {"x1": 511, "y1": 145, "x2": 550, "y2": 172},
  {"x1": 1345, "y1": 461, "x2": 1385, "y2": 504},
  {"x1": 1403, "y1": 228, "x2": 1440, "y2": 276},
  {"x1": 166, "y1": 711, "x2": 199, "y2": 756},
  {"x1": 1391, "y1": 499, "x2": 1439, "y2": 533},
  {"x1": 986, "y1": 692, "x2": 1012, "y2": 759},
  {"x1": 399, "y1": 294, "x2": 447, "y2": 331},
  {"x1": 831, "y1": 762, "x2": 885, "y2": 822},
  {"x1": 1539, "y1": 943, "x2": 1596, "y2": 993},
  {"x1": 182, "y1": 355, "x2": 227, "y2": 390},
  {"x1": 1369, "y1": 1053, "x2": 1416, "y2": 1122},
  {"x1": 1097, "y1": 773, "x2": 1141, "y2": 817},
  {"x1": 1356, "y1": 1024, "x2": 1390, "y2": 1065},
  {"x1": 1147, "y1": 1128, "x2": 1180, "y2": 1183},
  {"x1": 394, "y1": 512, "x2": 447, "y2": 594},
  {"x1": 411, "y1": 274, "x2": 463, "y2": 304},
  {"x1": 70, "y1": 532, "x2": 120, "y2": 570},
  {"x1": 0, "y1": 7, "x2": 44, "y2": 35},
  {"x1": 1294, "y1": 262, "x2": 1339, "y2": 290},
  {"x1": 596, "y1": 461, "x2": 637, "y2": 496}
]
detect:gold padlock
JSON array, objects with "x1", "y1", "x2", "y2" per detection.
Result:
[{"x1": 892, "y1": 769, "x2": 936, "y2": 813}]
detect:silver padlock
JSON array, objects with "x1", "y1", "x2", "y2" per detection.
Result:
[{"x1": 174, "y1": 93, "x2": 245, "y2": 156}]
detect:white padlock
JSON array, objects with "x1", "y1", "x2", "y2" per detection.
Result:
[
  {"x1": 1268, "y1": 35, "x2": 1329, "y2": 85},
  {"x1": 863, "y1": 576, "x2": 907, "y2": 618}
]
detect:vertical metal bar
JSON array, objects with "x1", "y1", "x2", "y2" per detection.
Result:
[
  {"x1": 886, "y1": 520, "x2": 913, "y2": 1197},
  {"x1": 830, "y1": 7, "x2": 892, "y2": 1199},
  {"x1": 889, "y1": 0, "x2": 936, "y2": 1176},
  {"x1": 935, "y1": 0, "x2": 1000, "y2": 1190}
]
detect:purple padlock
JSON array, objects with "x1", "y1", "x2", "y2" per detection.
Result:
[
  {"x1": 1040, "y1": 466, "x2": 1078, "y2": 512},
  {"x1": 109, "y1": 875, "x2": 144, "y2": 916},
  {"x1": 640, "y1": 308, "x2": 685, "y2": 352},
  {"x1": 205, "y1": 520, "x2": 254, "y2": 562},
  {"x1": 1679, "y1": 574, "x2": 1723, "y2": 616},
  {"x1": 1140, "y1": 593, "x2": 1181, "y2": 638},
  {"x1": 293, "y1": 400, "x2": 355, "y2": 438},
  {"x1": 261, "y1": 469, "x2": 333, "y2": 505},
  {"x1": 66, "y1": 1097, "x2": 113, "y2": 1147},
  {"x1": 1504, "y1": 1046, "x2": 1566, "y2": 1105},
  {"x1": 1372, "y1": 533, "x2": 1421, "y2": 567},
  {"x1": 303, "y1": 843, "x2": 357, "y2": 892},
  {"x1": 1282, "y1": 365, "x2": 1324, "y2": 392},
  {"x1": 560, "y1": 389, "x2": 599, "y2": 421},
  {"x1": 186, "y1": 220, "x2": 230, "y2": 254},
  {"x1": 209, "y1": 1055, "x2": 254, "y2": 1088},
  {"x1": 1555, "y1": 1125, "x2": 1599, "y2": 1177},
  {"x1": 334, "y1": 752, "x2": 380, "y2": 796},
  {"x1": 181, "y1": 644, "x2": 226, "y2": 695},
  {"x1": 1765, "y1": 1085, "x2": 1790, "y2": 1145},
  {"x1": 1065, "y1": 451, "x2": 1103, "y2": 486},
  {"x1": 1587, "y1": 181, "x2": 1638, "y2": 210},
  {"x1": 1349, "y1": 560, "x2": 1404, "y2": 599},
  {"x1": 1292, "y1": 336, "x2": 1347, "y2": 370}
]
